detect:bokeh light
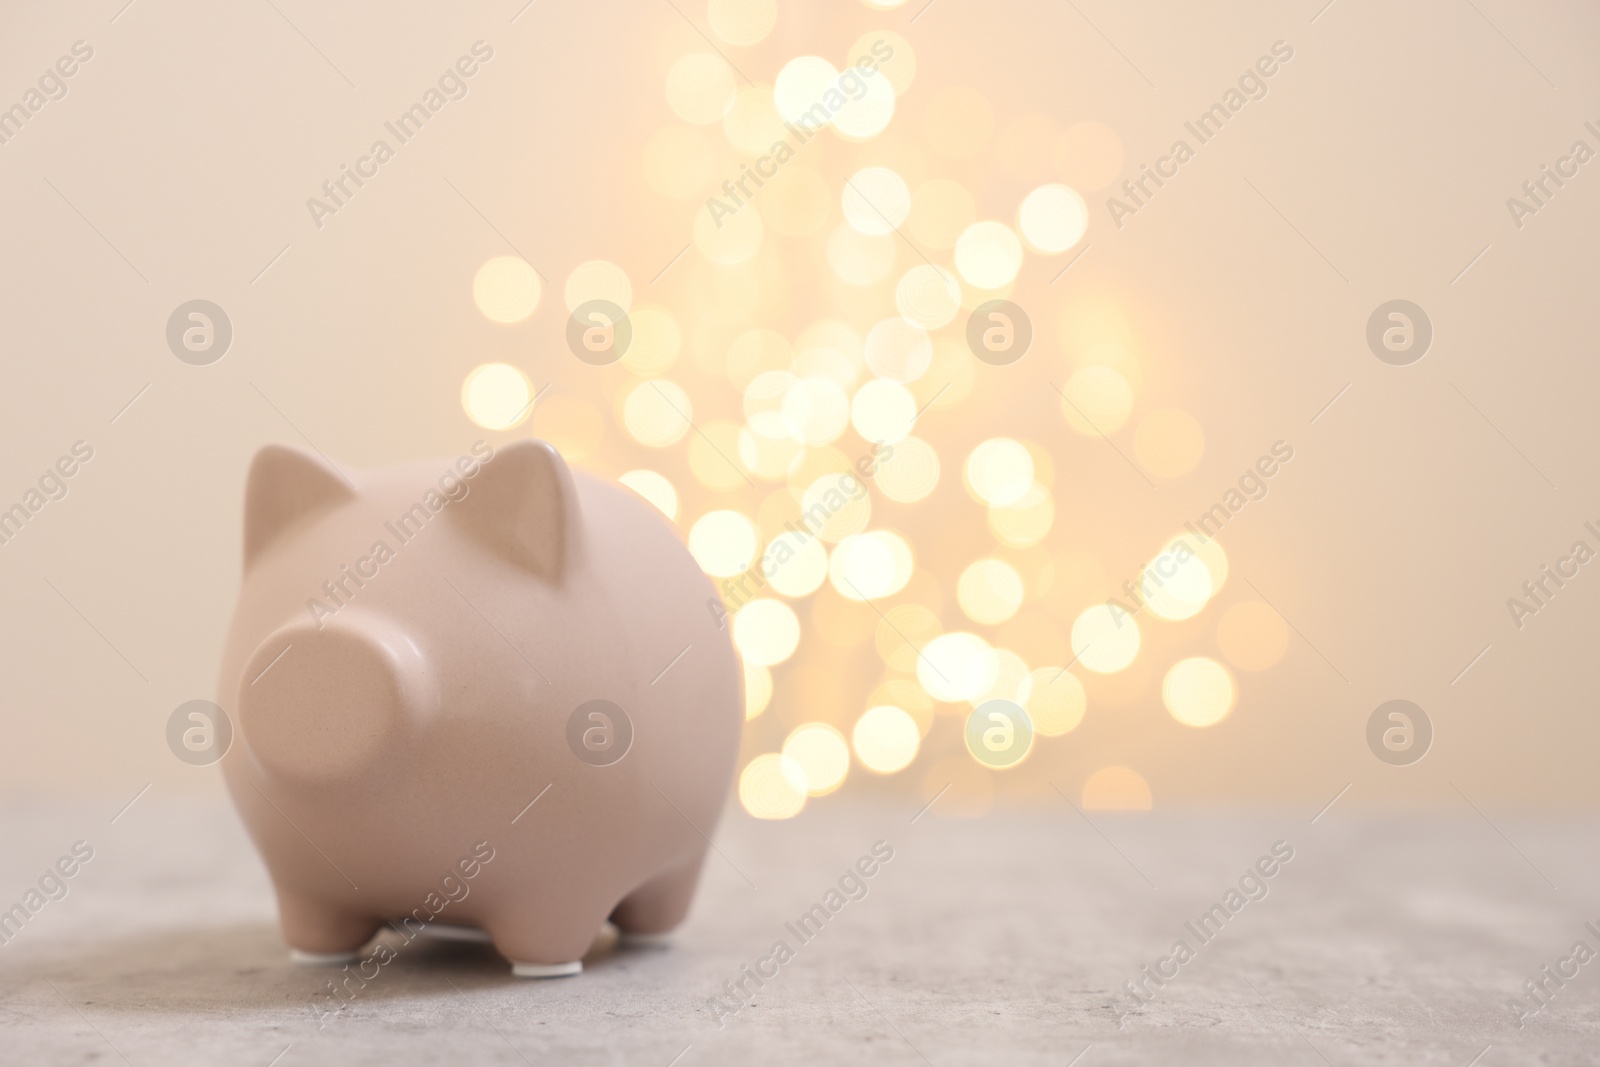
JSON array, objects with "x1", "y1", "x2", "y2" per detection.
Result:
[
  {"x1": 733, "y1": 598, "x2": 801, "y2": 666},
  {"x1": 830, "y1": 530, "x2": 913, "y2": 600},
  {"x1": 783, "y1": 722, "x2": 851, "y2": 796},
  {"x1": 688, "y1": 510, "x2": 758, "y2": 577},
  {"x1": 851, "y1": 379, "x2": 917, "y2": 443},
  {"x1": 853, "y1": 705, "x2": 920, "y2": 773},
  {"x1": 461, "y1": 363, "x2": 533, "y2": 430},
  {"x1": 622, "y1": 379, "x2": 693, "y2": 446},
  {"x1": 707, "y1": 0, "x2": 777, "y2": 46},
  {"x1": 895, "y1": 265, "x2": 962, "y2": 329},
  {"x1": 1017, "y1": 184, "x2": 1089, "y2": 254},
  {"x1": 1163, "y1": 657, "x2": 1236, "y2": 727},
  {"x1": 472, "y1": 256, "x2": 541, "y2": 323},
  {"x1": 564, "y1": 260, "x2": 633, "y2": 314},
  {"x1": 1142, "y1": 536, "x2": 1216, "y2": 622},
  {"x1": 1059, "y1": 365, "x2": 1134, "y2": 435},
  {"x1": 739, "y1": 753, "x2": 807, "y2": 819},
  {"x1": 964, "y1": 438, "x2": 1033, "y2": 506},
  {"x1": 957, "y1": 559, "x2": 1025, "y2": 624},
  {"x1": 843, "y1": 167, "x2": 911, "y2": 235},
  {"x1": 744, "y1": 661, "x2": 773, "y2": 719},
  {"x1": 765, "y1": 530, "x2": 829, "y2": 598},
  {"x1": 864, "y1": 317, "x2": 932, "y2": 382},
  {"x1": 954, "y1": 221, "x2": 1024, "y2": 288},
  {"x1": 875, "y1": 436, "x2": 941, "y2": 502},
  {"x1": 1022, "y1": 667, "x2": 1087, "y2": 736},
  {"x1": 917, "y1": 631, "x2": 998, "y2": 703},
  {"x1": 1071, "y1": 604, "x2": 1140, "y2": 673}
]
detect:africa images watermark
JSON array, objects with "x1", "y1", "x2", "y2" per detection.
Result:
[
  {"x1": 1507, "y1": 920, "x2": 1600, "y2": 1029},
  {"x1": 0, "y1": 440, "x2": 94, "y2": 548},
  {"x1": 1113, "y1": 839, "x2": 1295, "y2": 1026},
  {"x1": 703, "y1": 38, "x2": 895, "y2": 229},
  {"x1": 305, "y1": 40, "x2": 494, "y2": 229},
  {"x1": 1107, "y1": 40, "x2": 1295, "y2": 228},
  {"x1": 310, "y1": 839, "x2": 497, "y2": 1028},
  {"x1": 0, "y1": 39, "x2": 94, "y2": 147},
  {"x1": 1505, "y1": 119, "x2": 1600, "y2": 230},
  {"x1": 1504, "y1": 519, "x2": 1600, "y2": 630},
  {"x1": 0, "y1": 840, "x2": 95, "y2": 949},
  {"x1": 705, "y1": 840, "x2": 895, "y2": 1029},
  {"x1": 706, "y1": 441, "x2": 894, "y2": 625},
  {"x1": 305, "y1": 441, "x2": 495, "y2": 629}
]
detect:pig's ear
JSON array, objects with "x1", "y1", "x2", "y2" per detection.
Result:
[
  {"x1": 244, "y1": 445, "x2": 356, "y2": 570},
  {"x1": 450, "y1": 440, "x2": 579, "y2": 580}
]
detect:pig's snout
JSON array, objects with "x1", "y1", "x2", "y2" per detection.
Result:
[{"x1": 238, "y1": 613, "x2": 432, "y2": 784}]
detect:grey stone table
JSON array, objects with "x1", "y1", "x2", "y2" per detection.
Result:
[{"x1": 1, "y1": 793, "x2": 1595, "y2": 1065}]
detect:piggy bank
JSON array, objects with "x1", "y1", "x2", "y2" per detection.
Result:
[{"x1": 217, "y1": 439, "x2": 741, "y2": 976}]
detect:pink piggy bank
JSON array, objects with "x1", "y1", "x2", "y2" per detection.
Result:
[{"x1": 217, "y1": 439, "x2": 742, "y2": 976}]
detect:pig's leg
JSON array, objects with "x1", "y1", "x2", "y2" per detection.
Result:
[
  {"x1": 485, "y1": 896, "x2": 612, "y2": 978},
  {"x1": 609, "y1": 849, "x2": 708, "y2": 944},
  {"x1": 277, "y1": 888, "x2": 382, "y2": 964}
]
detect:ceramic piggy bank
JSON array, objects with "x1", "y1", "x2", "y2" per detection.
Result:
[{"x1": 218, "y1": 439, "x2": 741, "y2": 976}]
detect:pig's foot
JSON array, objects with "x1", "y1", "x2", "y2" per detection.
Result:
[
  {"x1": 486, "y1": 901, "x2": 608, "y2": 979},
  {"x1": 610, "y1": 849, "x2": 707, "y2": 944},
  {"x1": 277, "y1": 889, "x2": 381, "y2": 963}
]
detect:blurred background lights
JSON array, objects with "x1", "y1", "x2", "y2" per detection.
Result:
[
  {"x1": 564, "y1": 259, "x2": 633, "y2": 314},
  {"x1": 1082, "y1": 766, "x2": 1152, "y2": 810},
  {"x1": 917, "y1": 631, "x2": 999, "y2": 703},
  {"x1": 954, "y1": 221, "x2": 1024, "y2": 288},
  {"x1": 1059, "y1": 365, "x2": 1134, "y2": 434},
  {"x1": 957, "y1": 559, "x2": 1025, "y2": 625},
  {"x1": 1071, "y1": 604, "x2": 1140, "y2": 673},
  {"x1": 964, "y1": 438, "x2": 1033, "y2": 506},
  {"x1": 874, "y1": 436, "x2": 940, "y2": 502},
  {"x1": 783, "y1": 723, "x2": 850, "y2": 796},
  {"x1": 1163, "y1": 657, "x2": 1236, "y2": 727},
  {"x1": 733, "y1": 598, "x2": 801, "y2": 666},
  {"x1": 850, "y1": 379, "x2": 916, "y2": 442},
  {"x1": 1142, "y1": 537, "x2": 1216, "y2": 621},
  {"x1": 800, "y1": 474, "x2": 871, "y2": 542},
  {"x1": 773, "y1": 57, "x2": 838, "y2": 124},
  {"x1": 852, "y1": 705, "x2": 920, "y2": 774},
  {"x1": 739, "y1": 753, "x2": 808, "y2": 819},
  {"x1": 1017, "y1": 184, "x2": 1089, "y2": 254},
  {"x1": 472, "y1": 256, "x2": 540, "y2": 323},
  {"x1": 461, "y1": 363, "x2": 534, "y2": 430},
  {"x1": 666, "y1": 52, "x2": 736, "y2": 124},
  {"x1": 620, "y1": 305, "x2": 681, "y2": 376},
  {"x1": 832, "y1": 73, "x2": 896, "y2": 140},
  {"x1": 850, "y1": 30, "x2": 915, "y2": 94},
  {"x1": 688, "y1": 510, "x2": 758, "y2": 577},
  {"x1": 765, "y1": 531, "x2": 829, "y2": 598},
  {"x1": 688, "y1": 420, "x2": 750, "y2": 490},
  {"x1": 895, "y1": 264, "x2": 962, "y2": 329},
  {"x1": 864, "y1": 317, "x2": 932, "y2": 382},
  {"x1": 617, "y1": 469, "x2": 679, "y2": 521},
  {"x1": 622, "y1": 379, "x2": 693, "y2": 446},
  {"x1": 829, "y1": 530, "x2": 913, "y2": 600},
  {"x1": 1022, "y1": 667, "x2": 1087, "y2": 736},
  {"x1": 988, "y1": 485, "x2": 1054, "y2": 547},
  {"x1": 744, "y1": 662, "x2": 773, "y2": 719},
  {"x1": 781, "y1": 376, "x2": 851, "y2": 444},
  {"x1": 842, "y1": 168, "x2": 911, "y2": 235},
  {"x1": 707, "y1": 0, "x2": 777, "y2": 46},
  {"x1": 1134, "y1": 408, "x2": 1205, "y2": 478},
  {"x1": 1217, "y1": 600, "x2": 1290, "y2": 671}
]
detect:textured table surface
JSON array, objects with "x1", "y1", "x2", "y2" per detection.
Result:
[{"x1": 1, "y1": 794, "x2": 1596, "y2": 1065}]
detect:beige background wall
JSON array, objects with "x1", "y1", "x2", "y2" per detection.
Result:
[{"x1": 1, "y1": 0, "x2": 1595, "y2": 809}]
